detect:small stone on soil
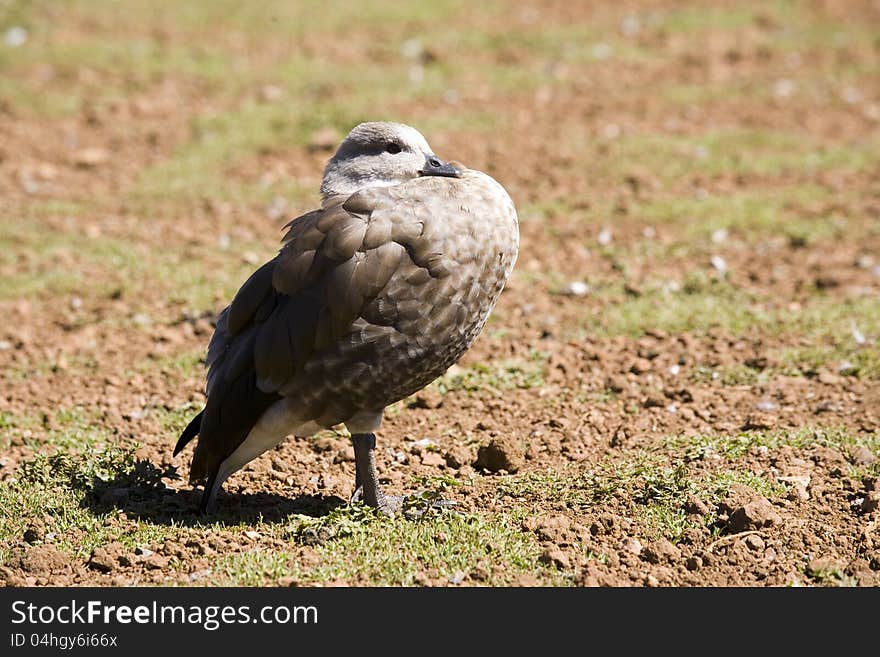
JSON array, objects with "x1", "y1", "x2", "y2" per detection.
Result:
[
  {"x1": 629, "y1": 358, "x2": 653, "y2": 375},
  {"x1": 563, "y1": 280, "x2": 590, "y2": 297}
]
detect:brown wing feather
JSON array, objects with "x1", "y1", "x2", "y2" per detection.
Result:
[{"x1": 178, "y1": 196, "x2": 400, "y2": 483}]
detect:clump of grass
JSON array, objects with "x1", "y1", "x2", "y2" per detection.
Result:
[
  {"x1": 19, "y1": 446, "x2": 138, "y2": 490},
  {"x1": 0, "y1": 445, "x2": 175, "y2": 560}
]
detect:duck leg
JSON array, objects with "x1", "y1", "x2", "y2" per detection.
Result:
[
  {"x1": 350, "y1": 433, "x2": 402, "y2": 514},
  {"x1": 349, "y1": 433, "x2": 458, "y2": 517}
]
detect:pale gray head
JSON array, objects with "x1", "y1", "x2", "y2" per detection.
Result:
[{"x1": 320, "y1": 121, "x2": 461, "y2": 199}]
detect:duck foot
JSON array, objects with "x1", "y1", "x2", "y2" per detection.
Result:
[{"x1": 350, "y1": 433, "x2": 456, "y2": 517}]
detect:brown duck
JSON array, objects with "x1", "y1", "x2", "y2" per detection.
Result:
[{"x1": 174, "y1": 122, "x2": 519, "y2": 514}]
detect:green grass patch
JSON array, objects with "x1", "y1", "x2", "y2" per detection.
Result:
[
  {"x1": 579, "y1": 265, "x2": 878, "y2": 342},
  {"x1": 806, "y1": 563, "x2": 859, "y2": 588},
  {"x1": 436, "y1": 357, "x2": 546, "y2": 394},
  {"x1": 633, "y1": 186, "x2": 844, "y2": 244},
  {"x1": 134, "y1": 348, "x2": 205, "y2": 378},
  {"x1": 776, "y1": 296, "x2": 880, "y2": 378},
  {"x1": 215, "y1": 502, "x2": 562, "y2": 586},
  {"x1": 151, "y1": 402, "x2": 203, "y2": 437},
  {"x1": 668, "y1": 426, "x2": 879, "y2": 477},
  {"x1": 587, "y1": 277, "x2": 769, "y2": 337},
  {"x1": 655, "y1": 3, "x2": 773, "y2": 33},
  {"x1": 55, "y1": 0, "x2": 469, "y2": 39},
  {"x1": 780, "y1": 343, "x2": 880, "y2": 380},
  {"x1": 0, "y1": 445, "x2": 184, "y2": 563},
  {"x1": 0, "y1": 406, "x2": 114, "y2": 453},
  {"x1": 497, "y1": 450, "x2": 793, "y2": 543},
  {"x1": 0, "y1": 207, "x2": 269, "y2": 315}
]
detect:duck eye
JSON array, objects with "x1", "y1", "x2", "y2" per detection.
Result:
[{"x1": 385, "y1": 143, "x2": 402, "y2": 154}]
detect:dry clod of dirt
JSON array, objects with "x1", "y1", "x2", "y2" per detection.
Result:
[
  {"x1": 621, "y1": 537, "x2": 643, "y2": 556},
  {"x1": 806, "y1": 558, "x2": 846, "y2": 578},
  {"x1": 184, "y1": 539, "x2": 212, "y2": 556},
  {"x1": 539, "y1": 547, "x2": 571, "y2": 570},
  {"x1": 744, "y1": 534, "x2": 765, "y2": 552},
  {"x1": 642, "y1": 391, "x2": 666, "y2": 408},
  {"x1": 685, "y1": 556, "x2": 703, "y2": 571},
  {"x1": 88, "y1": 543, "x2": 124, "y2": 573},
  {"x1": 525, "y1": 514, "x2": 572, "y2": 543},
  {"x1": 23, "y1": 525, "x2": 44, "y2": 544},
  {"x1": 143, "y1": 554, "x2": 170, "y2": 570},
  {"x1": 71, "y1": 147, "x2": 110, "y2": 168},
  {"x1": 787, "y1": 482, "x2": 811, "y2": 502},
  {"x1": 604, "y1": 376, "x2": 626, "y2": 393},
  {"x1": 851, "y1": 447, "x2": 876, "y2": 466},
  {"x1": 407, "y1": 389, "x2": 444, "y2": 409},
  {"x1": 862, "y1": 491, "x2": 880, "y2": 514},
  {"x1": 333, "y1": 446, "x2": 355, "y2": 463},
  {"x1": 443, "y1": 445, "x2": 472, "y2": 470},
  {"x1": 642, "y1": 538, "x2": 682, "y2": 564},
  {"x1": 741, "y1": 413, "x2": 777, "y2": 431},
  {"x1": 629, "y1": 358, "x2": 653, "y2": 375},
  {"x1": 474, "y1": 436, "x2": 524, "y2": 474},
  {"x1": 727, "y1": 498, "x2": 783, "y2": 533},
  {"x1": 578, "y1": 565, "x2": 626, "y2": 588},
  {"x1": 420, "y1": 451, "x2": 445, "y2": 468},
  {"x1": 16, "y1": 544, "x2": 72, "y2": 578},
  {"x1": 684, "y1": 495, "x2": 711, "y2": 516}
]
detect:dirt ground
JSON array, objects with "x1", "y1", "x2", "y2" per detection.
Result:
[{"x1": 1, "y1": 0, "x2": 879, "y2": 587}]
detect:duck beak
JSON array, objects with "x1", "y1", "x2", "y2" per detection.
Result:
[{"x1": 420, "y1": 154, "x2": 462, "y2": 178}]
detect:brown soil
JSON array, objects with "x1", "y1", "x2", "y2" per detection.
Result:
[{"x1": 1, "y1": 0, "x2": 879, "y2": 586}]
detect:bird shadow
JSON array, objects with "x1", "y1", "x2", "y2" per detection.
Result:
[{"x1": 81, "y1": 458, "x2": 346, "y2": 527}]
